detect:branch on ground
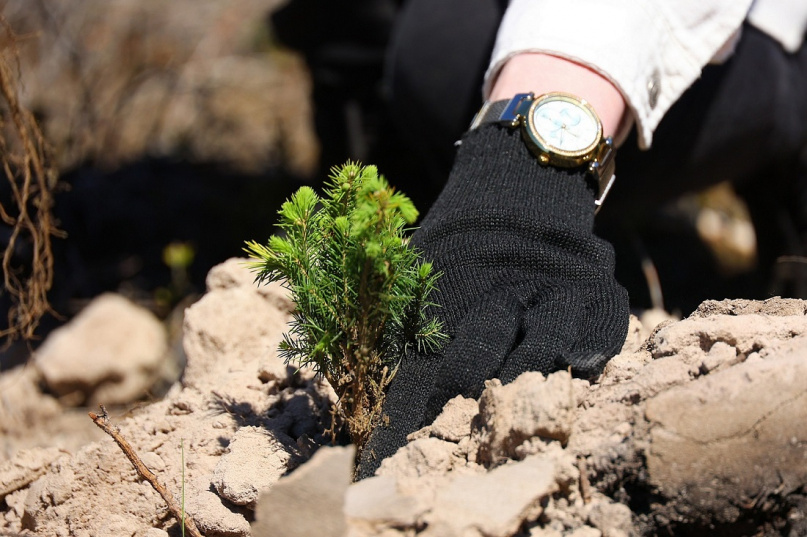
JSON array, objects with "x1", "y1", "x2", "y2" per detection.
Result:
[{"x1": 89, "y1": 404, "x2": 204, "y2": 537}]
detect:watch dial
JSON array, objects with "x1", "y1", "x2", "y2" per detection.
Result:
[{"x1": 531, "y1": 98, "x2": 599, "y2": 154}]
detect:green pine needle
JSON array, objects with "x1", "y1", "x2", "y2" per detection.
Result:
[{"x1": 245, "y1": 162, "x2": 446, "y2": 452}]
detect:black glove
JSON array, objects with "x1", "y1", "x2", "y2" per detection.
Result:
[{"x1": 355, "y1": 124, "x2": 629, "y2": 479}]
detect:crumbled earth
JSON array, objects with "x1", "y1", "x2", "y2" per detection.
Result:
[{"x1": 1, "y1": 258, "x2": 806, "y2": 537}]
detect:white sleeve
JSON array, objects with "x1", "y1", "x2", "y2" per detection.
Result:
[
  {"x1": 748, "y1": 0, "x2": 807, "y2": 53},
  {"x1": 485, "y1": 0, "x2": 754, "y2": 148}
]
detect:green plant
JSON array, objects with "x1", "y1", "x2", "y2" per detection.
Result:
[{"x1": 246, "y1": 162, "x2": 445, "y2": 452}]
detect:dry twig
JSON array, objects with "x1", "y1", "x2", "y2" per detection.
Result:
[{"x1": 89, "y1": 405, "x2": 204, "y2": 537}]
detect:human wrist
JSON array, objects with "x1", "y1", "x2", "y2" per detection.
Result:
[{"x1": 488, "y1": 53, "x2": 627, "y2": 141}]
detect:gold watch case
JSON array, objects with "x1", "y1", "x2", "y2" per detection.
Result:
[{"x1": 514, "y1": 92, "x2": 603, "y2": 167}]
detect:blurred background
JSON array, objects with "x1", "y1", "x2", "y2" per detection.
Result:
[
  {"x1": 0, "y1": 0, "x2": 320, "y2": 367},
  {"x1": 0, "y1": 0, "x2": 804, "y2": 370}
]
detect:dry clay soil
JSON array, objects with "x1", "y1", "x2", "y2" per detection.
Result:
[{"x1": 1, "y1": 258, "x2": 806, "y2": 537}]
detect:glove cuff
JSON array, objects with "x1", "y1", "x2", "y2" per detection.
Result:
[{"x1": 423, "y1": 125, "x2": 600, "y2": 233}]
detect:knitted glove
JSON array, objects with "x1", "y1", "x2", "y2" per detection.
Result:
[{"x1": 355, "y1": 124, "x2": 629, "y2": 478}]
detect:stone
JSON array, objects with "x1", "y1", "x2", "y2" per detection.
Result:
[
  {"x1": 212, "y1": 426, "x2": 299, "y2": 506},
  {"x1": 645, "y1": 343, "x2": 807, "y2": 525},
  {"x1": 428, "y1": 395, "x2": 479, "y2": 442},
  {"x1": 639, "y1": 308, "x2": 677, "y2": 333},
  {"x1": 422, "y1": 455, "x2": 559, "y2": 537},
  {"x1": 188, "y1": 489, "x2": 251, "y2": 537},
  {"x1": 587, "y1": 501, "x2": 633, "y2": 537},
  {"x1": 621, "y1": 314, "x2": 647, "y2": 354},
  {"x1": 377, "y1": 437, "x2": 461, "y2": 479},
  {"x1": 252, "y1": 445, "x2": 355, "y2": 537},
  {"x1": 181, "y1": 285, "x2": 289, "y2": 391},
  {"x1": 35, "y1": 293, "x2": 167, "y2": 405},
  {"x1": 205, "y1": 258, "x2": 260, "y2": 291},
  {"x1": 651, "y1": 313, "x2": 807, "y2": 365},
  {"x1": 599, "y1": 351, "x2": 652, "y2": 386},
  {"x1": 476, "y1": 371, "x2": 576, "y2": 463},
  {"x1": 21, "y1": 443, "x2": 165, "y2": 536},
  {"x1": 345, "y1": 474, "x2": 431, "y2": 530},
  {"x1": 528, "y1": 528, "x2": 564, "y2": 537}
]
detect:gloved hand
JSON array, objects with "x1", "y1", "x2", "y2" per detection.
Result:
[{"x1": 355, "y1": 124, "x2": 629, "y2": 479}]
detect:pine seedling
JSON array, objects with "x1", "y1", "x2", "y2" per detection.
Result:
[{"x1": 246, "y1": 162, "x2": 445, "y2": 453}]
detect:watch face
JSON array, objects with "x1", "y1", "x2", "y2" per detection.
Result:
[{"x1": 527, "y1": 93, "x2": 601, "y2": 158}]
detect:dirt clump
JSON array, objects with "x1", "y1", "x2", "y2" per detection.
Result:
[
  {"x1": 1, "y1": 259, "x2": 806, "y2": 536},
  {"x1": 34, "y1": 293, "x2": 171, "y2": 406}
]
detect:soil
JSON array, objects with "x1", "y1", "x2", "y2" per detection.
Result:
[{"x1": 1, "y1": 258, "x2": 806, "y2": 537}]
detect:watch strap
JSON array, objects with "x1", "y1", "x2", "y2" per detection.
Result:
[
  {"x1": 469, "y1": 93, "x2": 533, "y2": 130},
  {"x1": 588, "y1": 138, "x2": 616, "y2": 211}
]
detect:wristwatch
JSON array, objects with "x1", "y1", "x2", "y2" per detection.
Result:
[{"x1": 469, "y1": 92, "x2": 616, "y2": 210}]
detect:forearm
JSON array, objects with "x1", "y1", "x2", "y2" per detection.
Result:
[{"x1": 488, "y1": 53, "x2": 627, "y2": 140}]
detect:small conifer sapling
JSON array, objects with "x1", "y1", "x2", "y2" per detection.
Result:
[{"x1": 246, "y1": 162, "x2": 445, "y2": 454}]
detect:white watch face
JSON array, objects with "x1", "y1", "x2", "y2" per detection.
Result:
[{"x1": 529, "y1": 95, "x2": 600, "y2": 156}]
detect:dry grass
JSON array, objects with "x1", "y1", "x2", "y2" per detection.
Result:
[{"x1": 0, "y1": 17, "x2": 63, "y2": 343}]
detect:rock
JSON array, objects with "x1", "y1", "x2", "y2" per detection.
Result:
[
  {"x1": 587, "y1": 501, "x2": 633, "y2": 537},
  {"x1": 621, "y1": 314, "x2": 647, "y2": 354},
  {"x1": 639, "y1": 308, "x2": 677, "y2": 333},
  {"x1": 34, "y1": 293, "x2": 167, "y2": 405},
  {"x1": 427, "y1": 395, "x2": 479, "y2": 442},
  {"x1": 599, "y1": 351, "x2": 652, "y2": 386},
  {"x1": 345, "y1": 474, "x2": 431, "y2": 531},
  {"x1": 257, "y1": 357, "x2": 295, "y2": 383},
  {"x1": 188, "y1": 489, "x2": 251, "y2": 537},
  {"x1": 139, "y1": 451, "x2": 166, "y2": 473},
  {"x1": 0, "y1": 366, "x2": 68, "y2": 459},
  {"x1": 0, "y1": 447, "x2": 63, "y2": 500},
  {"x1": 212, "y1": 426, "x2": 299, "y2": 506},
  {"x1": 280, "y1": 388, "x2": 327, "y2": 439},
  {"x1": 651, "y1": 313, "x2": 807, "y2": 366},
  {"x1": 206, "y1": 258, "x2": 260, "y2": 291},
  {"x1": 645, "y1": 342, "x2": 807, "y2": 525},
  {"x1": 615, "y1": 353, "x2": 697, "y2": 401},
  {"x1": 205, "y1": 258, "x2": 295, "y2": 314},
  {"x1": 7, "y1": 260, "x2": 807, "y2": 537},
  {"x1": 377, "y1": 437, "x2": 462, "y2": 479},
  {"x1": 181, "y1": 283, "x2": 289, "y2": 391},
  {"x1": 252, "y1": 445, "x2": 354, "y2": 537},
  {"x1": 421, "y1": 455, "x2": 559, "y2": 537},
  {"x1": 475, "y1": 371, "x2": 576, "y2": 463}
]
